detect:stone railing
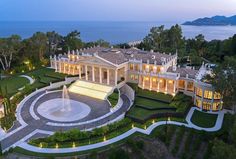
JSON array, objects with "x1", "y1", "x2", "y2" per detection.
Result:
[{"x1": 120, "y1": 84, "x2": 135, "y2": 109}]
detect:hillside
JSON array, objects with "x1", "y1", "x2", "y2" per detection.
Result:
[{"x1": 183, "y1": 15, "x2": 236, "y2": 26}]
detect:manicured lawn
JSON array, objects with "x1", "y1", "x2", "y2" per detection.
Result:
[
  {"x1": 137, "y1": 88, "x2": 173, "y2": 103},
  {"x1": 127, "y1": 107, "x2": 176, "y2": 120},
  {"x1": 0, "y1": 76, "x2": 29, "y2": 96},
  {"x1": 170, "y1": 93, "x2": 192, "y2": 113},
  {"x1": 135, "y1": 97, "x2": 172, "y2": 109},
  {"x1": 190, "y1": 110, "x2": 218, "y2": 128},
  {"x1": 108, "y1": 90, "x2": 119, "y2": 107}
]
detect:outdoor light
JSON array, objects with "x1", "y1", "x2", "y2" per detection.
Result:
[
  {"x1": 144, "y1": 125, "x2": 146, "y2": 129},
  {"x1": 152, "y1": 120, "x2": 155, "y2": 124},
  {"x1": 168, "y1": 117, "x2": 170, "y2": 121},
  {"x1": 103, "y1": 136, "x2": 106, "y2": 141},
  {"x1": 39, "y1": 143, "x2": 43, "y2": 148},
  {"x1": 132, "y1": 123, "x2": 134, "y2": 128},
  {"x1": 72, "y1": 142, "x2": 76, "y2": 148},
  {"x1": 55, "y1": 143, "x2": 59, "y2": 149},
  {"x1": 168, "y1": 80, "x2": 173, "y2": 84}
]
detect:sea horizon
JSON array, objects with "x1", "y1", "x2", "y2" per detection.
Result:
[{"x1": 0, "y1": 21, "x2": 236, "y2": 44}]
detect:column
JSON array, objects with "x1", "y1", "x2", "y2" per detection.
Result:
[
  {"x1": 55, "y1": 61, "x2": 58, "y2": 72},
  {"x1": 99, "y1": 67, "x2": 102, "y2": 84},
  {"x1": 140, "y1": 63, "x2": 143, "y2": 72},
  {"x1": 185, "y1": 81, "x2": 188, "y2": 92},
  {"x1": 142, "y1": 76, "x2": 145, "y2": 89},
  {"x1": 150, "y1": 77, "x2": 152, "y2": 90},
  {"x1": 63, "y1": 63, "x2": 66, "y2": 73},
  {"x1": 157, "y1": 79, "x2": 160, "y2": 92},
  {"x1": 165, "y1": 80, "x2": 168, "y2": 92},
  {"x1": 124, "y1": 66, "x2": 127, "y2": 81},
  {"x1": 73, "y1": 65, "x2": 75, "y2": 75},
  {"x1": 201, "y1": 88, "x2": 205, "y2": 110},
  {"x1": 211, "y1": 91, "x2": 214, "y2": 111},
  {"x1": 92, "y1": 66, "x2": 95, "y2": 82},
  {"x1": 85, "y1": 65, "x2": 88, "y2": 81},
  {"x1": 173, "y1": 80, "x2": 176, "y2": 94},
  {"x1": 59, "y1": 60, "x2": 62, "y2": 73},
  {"x1": 115, "y1": 69, "x2": 117, "y2": 86},
  {"x1": 107, "y1": 69, "x2": 110, "y2": 85},
  {"x1": 69, "y1": 65, "x2": 71, "y2": 74},
  {"x1": 79, "y1": 65, "x2": 81, "y2": 79}
]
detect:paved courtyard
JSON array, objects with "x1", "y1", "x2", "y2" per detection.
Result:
[{"x1": 0, "y1": 87, "x2": 131, "y2": 152}]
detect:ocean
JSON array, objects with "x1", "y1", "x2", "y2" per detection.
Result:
[{"x1": 0, "y1": 21, "x2": 236, "y2": 44}]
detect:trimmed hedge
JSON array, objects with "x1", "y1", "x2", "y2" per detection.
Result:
[{"x1": 29, "y1": 118, "x2": 132, "y2": 148}]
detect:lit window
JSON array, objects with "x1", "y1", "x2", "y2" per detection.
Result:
[{"x1": 204, "y1": 90, "x2": 213, "y2": 99}]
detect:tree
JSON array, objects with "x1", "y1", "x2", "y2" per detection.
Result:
[
  {"x1": 0, "y1": 35, "x2": 21, "y2": 70},
  {"x1": 210, "y1": 139, "x2": 236, "y2": 159},
  {"x1": 141, "y1": 25, "x2": 183, "y2": 53},
  {"x1": 46, "y1": 31, "x2": 63, "y2": 55},
  {"x1": 206, "y1": 57, "x2": 236, "y2": 111},
  {"x1": 63, "y1": 30, "x2": 83, "y2": 51}
]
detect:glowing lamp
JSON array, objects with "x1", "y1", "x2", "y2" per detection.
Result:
[
  {"x1": 152, "y1": 120, "x2": 155, "y2": 124},
  {"x1": 55, "y1": 143, "x2": 59, "y2": 149},
  {"x1": 103, "y1": 136, "x2": 106, "y2": 141},
  {"x1": 132, "y1": 124, "x2": 134, "y2": 129},
  {"x1": 72, "y1": 142, "x2": 76, "y2": 148}
]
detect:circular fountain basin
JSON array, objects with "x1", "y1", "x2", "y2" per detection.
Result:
[{"x1": 37, "y1": 98, "x2": 91, "y2": 122}]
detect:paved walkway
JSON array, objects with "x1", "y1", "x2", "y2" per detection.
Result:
[
  {"x1": 19, "y1": 75, "x2": 35, "y2": 85},
  {"x1": 16, "y1": 107, "x2": 229, "y2": 154},
  {"x1": 0, "y1": 86, "x2": 131, "y2": 152},
  {"x1": 0, "y1": 80, "x2": 229, "y2": 154},
  {"x1": 185, "y1": 107, "x2": 226, "y2": 131}
]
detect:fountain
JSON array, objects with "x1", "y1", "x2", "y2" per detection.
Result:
[
  {"x1": 37, "y1": 85, "x2": 91, "y2": 122},
  {"x1": 61, "y1": 85, "x2": 71, "y2": 112}
]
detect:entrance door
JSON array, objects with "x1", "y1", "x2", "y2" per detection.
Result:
[{"x1": 104, "y1": 71, "x2": 107, "y2": 79}]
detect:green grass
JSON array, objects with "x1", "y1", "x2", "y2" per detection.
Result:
[
  {"x1": 137, "y1": 88, "x2": 173, "y2": 103},
  {"x1": 127, "y1": 107, "x2": 176, "y2": 120},
  {"x1": 0, "y1": 76, "x2": 29, "y2": 96},
  {"x1": 135, "y1": 97, "x2": 172, "y2": 109},
  {"x1": 191, "y1": 109, "x2": 218, "y2": 128},
  {"x1": 108, "y1": 90, "x2": 119, "y2": 107}
]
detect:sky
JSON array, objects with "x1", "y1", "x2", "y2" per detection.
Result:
[{"x1": 0, "y1": 0, "x2": 236, "y2": 22}]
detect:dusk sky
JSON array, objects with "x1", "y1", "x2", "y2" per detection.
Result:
[{"x1": 0, "y1": 0, "x2": 236, "y2": 22}]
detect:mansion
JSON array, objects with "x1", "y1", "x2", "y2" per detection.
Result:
[{"x1": 50, "y1": 46, "x2": 222, "y2": 111}]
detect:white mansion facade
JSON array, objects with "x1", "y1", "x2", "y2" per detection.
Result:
[{"x1": 50, "y1": 46, "x2": 222, "y2": 111}]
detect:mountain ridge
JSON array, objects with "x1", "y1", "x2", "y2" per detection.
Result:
[{"x1": 183, "y1": 15, "x2": 236, "y2": 26}]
